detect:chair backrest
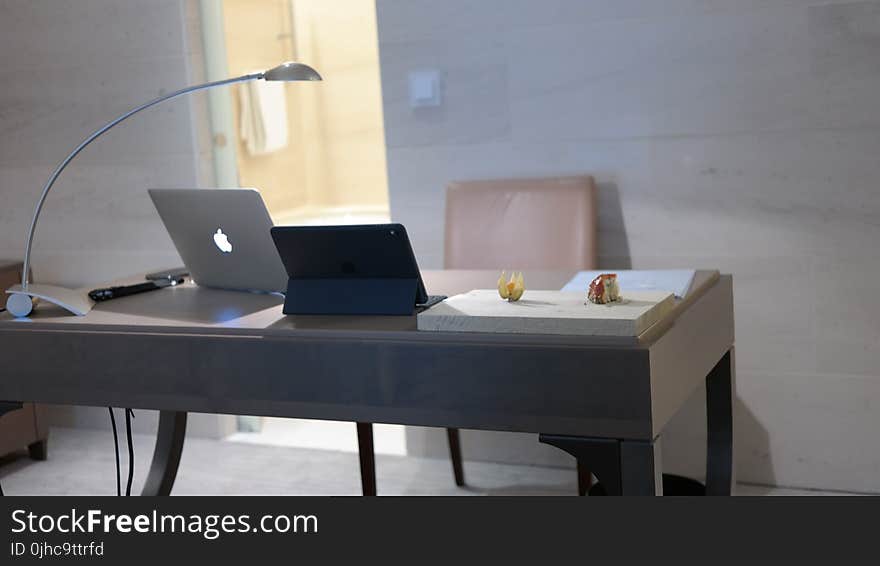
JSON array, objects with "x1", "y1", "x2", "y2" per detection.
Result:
[{"x1": 444, "y1": 176, "x2": 598, "y2": 270}]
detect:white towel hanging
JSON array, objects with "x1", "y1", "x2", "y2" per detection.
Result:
[{"x1": 239, "y1": 75, "x2": 289, "y2": 155}]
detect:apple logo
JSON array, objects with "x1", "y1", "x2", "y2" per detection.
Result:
[{"x1": 213, "y1": 228, "x2": 233, "y2": 253}]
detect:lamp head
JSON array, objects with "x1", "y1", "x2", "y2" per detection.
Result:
[{"x1": 262, "y1": 62, "x2": 322, "y2": 82}]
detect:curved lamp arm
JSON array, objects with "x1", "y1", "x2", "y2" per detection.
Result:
[
  {"x1": 19, "y1": 72, "x2": 263, "y2": 289},
  {"x1": 7, "y1": 60, "x2": 320, "y2": 318}
]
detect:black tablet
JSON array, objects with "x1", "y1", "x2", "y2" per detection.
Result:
[{"x1": 270, "y1": 224, "x2": 443, "y2": 315}]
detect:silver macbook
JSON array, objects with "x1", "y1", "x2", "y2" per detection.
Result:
[{"x1": 148, "y1": 188, "x2": 288, "y2": 293}]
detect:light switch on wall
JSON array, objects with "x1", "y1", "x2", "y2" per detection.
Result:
[{"x1": 408, "y1": 69, "x2": 442, "y2": 108}]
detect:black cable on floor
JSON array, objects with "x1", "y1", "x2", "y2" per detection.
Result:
[
  {"x1": 0, "y1": 481, "x2": 4, "y2": 496},
  {"x1": 125, "y1": 409, "x2": 135, "y2": 496},
  {"x1": 108, "y1": 407, "x2": 121, "y2": 496}
]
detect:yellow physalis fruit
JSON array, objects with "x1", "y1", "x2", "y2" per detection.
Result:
[
  {"x1": 498, "y1": 271, "x2": 525, "y2": 302},
  {"x1": 497, "y1": 271, "x2": 510, "y2": 299},
  {"x1": 511, "y1": 271, "x2": 525, "y2": 301}
]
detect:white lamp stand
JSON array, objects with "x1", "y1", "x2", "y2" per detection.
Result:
[{"x1": 6, "y1": 284, "x2": 94, "y2": 317}]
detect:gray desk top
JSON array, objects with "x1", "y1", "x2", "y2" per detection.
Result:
[
  {"x1": 0, "y1": 270, "x2": 719, "y2": 347},
  {"x1": 0, "y1": 269, "x2": 730, "y2": 439}
]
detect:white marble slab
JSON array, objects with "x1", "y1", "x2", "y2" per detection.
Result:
[{"x1": 418, "y1": 289, "x2": 674, "y2": 337}]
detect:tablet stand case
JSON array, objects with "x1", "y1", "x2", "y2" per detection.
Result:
[{"x1": 283, "y1": 277, "x2": 418, "y2": 315}]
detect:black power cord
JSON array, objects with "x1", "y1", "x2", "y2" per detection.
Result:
[
  {"x1": 108, "y1": 408, "x2": 136, "y2": 496},
  {"x1": 125, "y1": 409, "x2": 135, "y2": 496},
  {"x1": 108, "y1": 407, "x2": 121, "y2": 496}
]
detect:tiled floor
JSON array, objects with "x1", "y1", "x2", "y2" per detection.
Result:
[
  {"x1": 228, "y1": 417, "x2": 408, "y2": 456},
  {"x1": 0, "y1": 427, "x2": 862, "y2": 496}
]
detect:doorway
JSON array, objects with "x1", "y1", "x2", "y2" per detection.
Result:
[
  {"x1": 200, "y1": 0, "x2": 398, "y2": 453},
  {"x1": 205, "y1": 0, "x2": 391, "y2": 224}
]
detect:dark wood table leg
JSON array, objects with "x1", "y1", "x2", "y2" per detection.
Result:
[
  {"x1": 539, "y1": 435, "x2": 623, "y2": 495},
  {"x1": 356, "y1": 422, "x2": 377, "y2": 496},
  {"x1": 705, "y1": 349, "x2": 734, "y2": 495},
  {"x1": 141, "y1": 411, "x2": 187, "y2": 496},
  {"x1": 577, "y1": 461, "x2": 593, "y2": 496},
  {"x1": 28, "y1": 439, "x2": 48, "y2": 461},
  {"x1": 446, "y1": 427, "x2": 465, "y2": 487}
]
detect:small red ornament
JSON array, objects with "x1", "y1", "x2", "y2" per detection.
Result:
[{"x1": 587, "y1": 273, "x2": 620, "y2": 305}]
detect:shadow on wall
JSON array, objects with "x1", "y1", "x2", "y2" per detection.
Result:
[
  {"x1": 407, "y1": 176, "x2": 775, "y2": 489},
  {"x1": 735, "y1": 395, "x2": 774, "y2": 487},
  {"x1": 594, "y1": 181, "x2": 631, "y2": 270},
  {"x1": 660, "y1": 385, "x2": 774, "y2": 488},
  {"x1": 592, "y1": 180, "x2": 777, "y2": 487}
]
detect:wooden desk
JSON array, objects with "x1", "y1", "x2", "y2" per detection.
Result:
[{"x1": 0, "y1": 270, "x2": 734, "y2": 496}]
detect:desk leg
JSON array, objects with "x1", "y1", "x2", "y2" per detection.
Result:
[
  {"x1": 538, "y1": 435, "x2": 616, "y2": 495},
  {"x1": 657, "y1": 349, "x2": 735, "y2": 496},
  {"x1": 620, "y1": 439, "x2": 663, "y2": 496},
  {"x1": 705, "y1": 349, "x2": 734, "y2": 496},
  {"x1": 141, "y1": 411, "x2": 187, "y2": 496},
  {"x1": 539, "y1": 435, "x2": 663, "y2": 496}
]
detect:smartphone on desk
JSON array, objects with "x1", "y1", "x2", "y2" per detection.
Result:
[{"x1": 145, "y1": 267, "x2": 190, "y2": 282}]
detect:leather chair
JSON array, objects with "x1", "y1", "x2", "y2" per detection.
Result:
[
  {"x1": 443, "y1": 175, "x2": 599, "y2": 494},
  {"x1": 444, "y1": 176, "x2": 598, "y2": 270},
  {"x1": 354, "y1": 175, "x2": 598, "y2": 495}
]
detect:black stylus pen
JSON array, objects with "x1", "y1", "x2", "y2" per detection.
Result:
[{"x1": 88, "y1": 277, "x2": 185, "y2": 302}]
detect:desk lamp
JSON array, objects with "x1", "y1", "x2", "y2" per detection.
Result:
[{"x1": 5, "y1": 62, "x2": 321, "y2": 318}]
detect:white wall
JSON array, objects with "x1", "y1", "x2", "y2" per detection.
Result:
[
  {"x1": 376, "y1": 0, "x2": 880, "y2": 492},
  {"x1": 0, "y1": 0, "x2": 228, "y2": 438},
  {"x1": 0, "y1": 0, "x2": 211, "y2": 287}
]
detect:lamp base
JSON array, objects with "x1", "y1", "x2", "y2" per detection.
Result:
[{"x1": 5, "y1": 284, "x2": 94, "y2": 317}]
